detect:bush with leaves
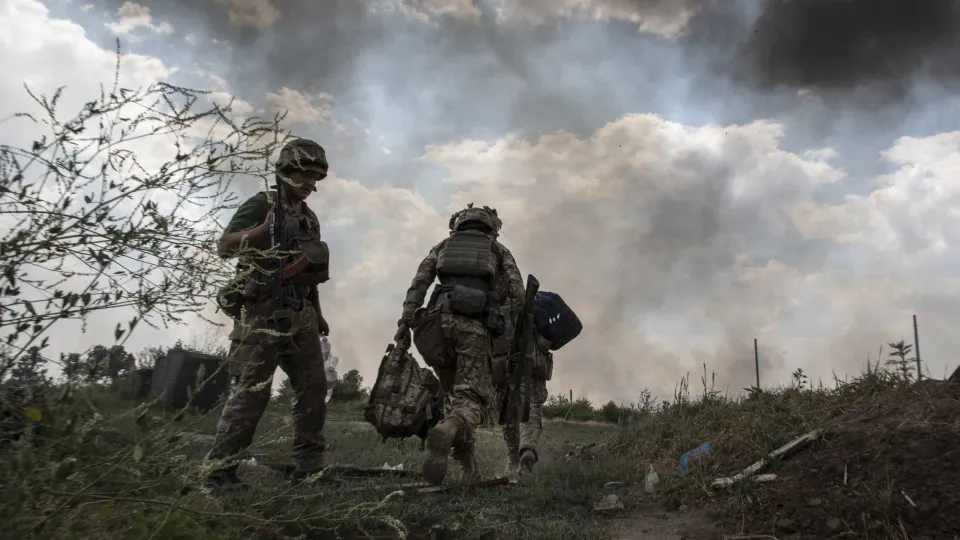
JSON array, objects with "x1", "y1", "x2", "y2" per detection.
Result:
[
  {"x1": 0, "y1": 48, "x2": 283, "y2": 364},
  {"x1": 0, "y1": 51, "x2": 415, "y2": 538}
]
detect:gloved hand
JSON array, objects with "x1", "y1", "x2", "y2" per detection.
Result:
[{"x1": 394, "y1": 323, "x2": 410, "y2": 346}]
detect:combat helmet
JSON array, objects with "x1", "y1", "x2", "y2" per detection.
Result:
[
  {"x1": 449, "y1": 203, "x2": 502, "y2": 234},
  {"x1": 276, "y1": 138, "x2": 328, "y2": 175}
]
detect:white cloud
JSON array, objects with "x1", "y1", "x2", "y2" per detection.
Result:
[
  {"x1": 378, "y1": 0, "x2": 702, "y2": 37},
  {"x1": 1, "y1": 0, "x2": 173, "y2": 144},
  {"x1": 494, "y1": 0, "x2": 702, "y2": 37},
  {"x1": 413, "y1": 115, "x2": 960, "y2": 403},
  {"x1": 104, "y1": 1, "x2": 174, "y2": 41},
  {"x1": 264, "y1": 87, "x2": 336, "y2": 126},
  {"x1": 0, "y1": 0, "x2": 245, "y2": 367}
]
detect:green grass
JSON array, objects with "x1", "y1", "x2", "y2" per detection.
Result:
[
  {"x1": 4, "y1": 362, "x2": 952, "y2": 540},
  {"x1": 0, "y1": 384, "x2": 630, "y2": 540}
]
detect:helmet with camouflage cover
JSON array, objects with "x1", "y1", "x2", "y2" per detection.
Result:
[
  {"x1": 448, "y1": 203, "x2": 502, "y2": 234},
  {"x1": 276, "y1": 137, "x2": 328, "y2": 175}
]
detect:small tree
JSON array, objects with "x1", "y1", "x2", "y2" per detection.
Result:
[
  {"x1": 6, "y1": 346, "x2": 49, "y2": 388},
  {"x1": 599, "y1": 400, "x2": 621, "y2": 423},
  {"x1": 791, "y1": 367, "x2": 809, "y2": 389},
  {"x1": 886, "y1": 340, "x2": 915, "y2": 382},
  {"x1": 331, "y1": 369, "x2": 367, "y2": 402}
]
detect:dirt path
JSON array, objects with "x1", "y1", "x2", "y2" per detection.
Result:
[{"x1": 610, "y1": 507, "x2": 719, "y2": 540}]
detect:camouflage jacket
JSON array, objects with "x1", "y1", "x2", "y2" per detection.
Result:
[{"x1": 400, "y1": 236, "x2": 524, "y2": 335}]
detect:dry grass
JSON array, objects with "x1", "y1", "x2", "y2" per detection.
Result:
[{"x1": 2, "y1": 362, "x2": 957, "y2": 540}]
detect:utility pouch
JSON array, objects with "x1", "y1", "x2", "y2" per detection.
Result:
[
  {"x1": 446, "y1": 285, "x2": 487, "y2": 318},
  {"x1": 411, "y1": 307, "x2": 450, "y2": 370}
]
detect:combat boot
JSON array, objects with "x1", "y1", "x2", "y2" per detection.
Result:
[
  {"x1": 204, "y1": 467, "x2": 248, "y2": 493},
  {"x1": 422, "y1": 417, "x2": 461, "y2": 486},
  {"x1": 519, "y1": 448, "x2": 538, "y2": 471}
]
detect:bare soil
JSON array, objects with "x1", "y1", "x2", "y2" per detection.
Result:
[{"x1": 715, "y1": 380, "x2": 960, "y2": 539}]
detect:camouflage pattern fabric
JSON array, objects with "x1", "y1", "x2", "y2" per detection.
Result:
[
  {"x1": 501, "y1": 369, "x2": 549, "y2": 459},
  {"x1": 431, "y1": 313, "x2": 496, "y2": 448},
  {"x1": 399, "y1": 229, "x2": 524, "y2": 466},
  {"x1": 206, "y1": 189, "x2": 329, "y2": 474},
  {"x1": 206, "y1": 303, "x2": 327, "y2": 472},
  {"x1": 364, "y1": 343, "x2": 442, "y2": 442}
]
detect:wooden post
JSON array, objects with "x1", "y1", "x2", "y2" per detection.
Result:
[
  {"x1": 913, "y1": 314, "x2": 922, "y2": 380},
  {"x1": 569, "y1": 389, "x2": 573, "y2": 402},
  {"x1": 754, "y1": 338, "x2": 760, "y2": 388}
]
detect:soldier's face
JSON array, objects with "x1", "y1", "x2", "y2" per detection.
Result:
[{"x1": 287, "y1": 170, "x2": 326, "y2": 200}]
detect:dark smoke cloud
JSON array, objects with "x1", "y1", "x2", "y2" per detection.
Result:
[{"x1": 741, "y1": 0, "x2": 960, "y2": 93}]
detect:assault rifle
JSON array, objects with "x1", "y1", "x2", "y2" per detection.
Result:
[
  {"x1": 498, "y1": 273, "x2": 539, "y2": 425},
  {"x1": 268, "y1": 183, "x2": 297, "y2": 354}
]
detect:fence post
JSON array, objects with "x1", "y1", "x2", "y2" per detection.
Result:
[{"x1": 754, "y1": 338, "x2": 760, "y2": 388}]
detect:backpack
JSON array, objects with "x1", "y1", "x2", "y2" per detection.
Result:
[
  {"x1": 533, "y1": 291, "x2": 582, "y2": 351},
  {"x1": 364, "y1": 343, "x2": 443, "y2": 447}
]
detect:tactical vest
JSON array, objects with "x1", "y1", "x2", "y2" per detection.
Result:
[
  {"x1": 242, "y1": 193, "x2": 329, "y2": 299},
  {"x1": 286, "y1": 203, "x2": 330, "y2": 287},
  {"x1": 436, "y1": 230, "x2": 498, "y2": 291}
]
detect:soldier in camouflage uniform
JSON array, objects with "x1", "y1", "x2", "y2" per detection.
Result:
[
  {"x1": 395, "y1": 204, "x2": 524, "y2": 486},
  {"x1": 205, "y1": 138, "x2": 332, "y2": 491},
  {"x1": 500, "y1": 330, "x2": 552, "y2": 482}
]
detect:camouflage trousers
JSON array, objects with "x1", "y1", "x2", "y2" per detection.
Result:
[
  {"x1": 434, "y1": 313, "x2": 495, "y2": 452},
  {"x1": 498, "y1": 371, "x2": 549, "y2": 462},
  {"x1": 206, "y1": 302, "x2": 327, "y2": 473}
]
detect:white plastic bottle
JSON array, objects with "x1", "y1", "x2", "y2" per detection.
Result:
[
  {"x1": 319, "y1": 336, "x2": 332, "y2": 363},
  {"x1": 319, "y1": 336, "x2": 337, "y2": 402}
]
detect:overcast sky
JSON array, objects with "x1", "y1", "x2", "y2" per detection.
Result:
[{"x1": 3, "y1": 0, "x2": 960, "y2": 405}]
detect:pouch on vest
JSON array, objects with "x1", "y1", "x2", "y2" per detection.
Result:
[
  {"x1": 447, "y1": 285, "x2": 488, "y2": 318},
  {"x1": 410, "y1": 307, "x2": 450, "y2": 370},
  {"x1": 290, "y1": 238, "x2": 330, "y2": 286},
  {"x1": 536, "y1": 351, "x2": 554, "y2": 382}
]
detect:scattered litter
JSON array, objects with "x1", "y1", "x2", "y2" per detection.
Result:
[
  {"x1": 712, "y1": 473, "x2": 777, "y2": 488},
  {"x1": 710, "y1": 428, "x2": 823, "y2": 489},
  {"x1": 594, "y1": 494, "x2": 624, "y2": 512},
  {"x1": 678, "y1": 442, "x2": 711, "y2": 474},
  {"x1": 380, "y1": 462, "x2": 405, "y2": 471},
  {"x1": 242, "y1": 456, "x2": 258, "y2": 467},
  {"x1": 643, "y1": 463, "x2": 659, "y2": 493},
  {"x1": 604, "y1": 481, "x2": 622, "y2": 490}
]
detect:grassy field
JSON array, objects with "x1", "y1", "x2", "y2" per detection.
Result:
[
  {"x1": 3, "y1": 365, "x2": 959, "y2": 540},
  {"x1": 1, "y1": 388, "x2": 643, "y2": 539}
]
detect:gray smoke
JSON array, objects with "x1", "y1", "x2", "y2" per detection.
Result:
[{"x1": 75, "y1": 0, "x2": 960, "y2": 401}]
